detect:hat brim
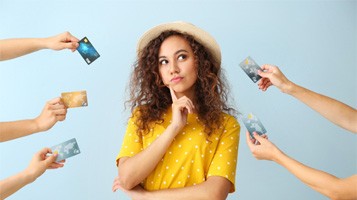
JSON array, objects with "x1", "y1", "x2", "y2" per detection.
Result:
[{"x1": 137, "y1": 21, "x2": 221, "y2": 64}]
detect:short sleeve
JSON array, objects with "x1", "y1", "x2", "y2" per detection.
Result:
[
  {"x1": 116, "y1": 115, "x2": 143, "y2": 166},
  {"x1": 207, "y1": 116, "x2": 240, "y2": 193}
]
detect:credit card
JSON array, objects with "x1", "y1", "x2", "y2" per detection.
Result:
[
  {"x1": 61, "y1": 90, "x2": 88, "y2": 108},
  {"x1": 51, "y1": 138, "x2": 81, "y2": 162},
  {"x1": 239, "y1": 56, "x2": 262, "y2": 83},
  {"x1": 242, "y1": 113, "x2": 267, "y2": 138},
  {"x1": 77, "y1": 37, "x2": 100, "y2": 65}
]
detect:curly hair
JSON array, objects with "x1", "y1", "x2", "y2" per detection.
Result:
[{"x1": 127, "y1": 30, "x2": 236, "y2": 136}]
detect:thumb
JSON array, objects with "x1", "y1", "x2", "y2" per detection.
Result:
[
  {"x1": 71, "y1": 42, "x2": 79, "y2": 50},
  {"x1": 45, "y1": 153, "x2": 57, "y2": 166},
  {"x1": 252, "y1": 132, "x2": 266, "y2": 143},
  {"x1": 61, "y1": 42, "x2": 78, "y2": 50},
  {"x1": 258, "y1": 64, "x2": 274, "y2": 78},
  {"x1": 258, "y1": 69, "x2": 270, "y2": 78}
]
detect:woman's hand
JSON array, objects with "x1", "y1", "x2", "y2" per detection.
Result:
[{"x1": 169, "y1": 87, "x2": 195, "y2": 134}]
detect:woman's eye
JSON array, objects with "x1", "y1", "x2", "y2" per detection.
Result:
[
  {"x1": 178, "y1": 54, "x2": 187, "y2": 60},
  {"x1": 159, "y1": 60, "x2": 168, "y2": 65}
]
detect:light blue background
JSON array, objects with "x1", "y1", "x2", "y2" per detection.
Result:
[{"x1": 1, "y1": 0, "x2": 356, "y2": 199}]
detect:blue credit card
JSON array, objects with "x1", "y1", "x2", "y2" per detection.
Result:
[
  {"x1": 242, "y1": 113, "x2": 267, "y2": 138},
  {"x1": 77, "y1": 37, "x2": 100, "y2": 65},
  {"x1": 239, "y1": 56, "x2": 262, "y2": 83},
  {"x1": 51, "y1": 138, "x2": 81, "y2": 162}
]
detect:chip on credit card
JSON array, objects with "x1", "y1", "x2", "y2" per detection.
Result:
[
  {"x1": 51, "y1": 138, "x2": 81, "y2": 162},
  {"x1": 242, "y1": 113, "x2": 267, "y2": 138},
  {"x1": 239, "y1": 56, "x2": 262, "y2": 83},
  {"x1": 77, "y1": 37, "x2": 100, "y2": 65},
  {"x1": 61, "y1": 90, "x2": 88, "y2": 108}
]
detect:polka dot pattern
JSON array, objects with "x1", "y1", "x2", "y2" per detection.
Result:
[{"x1": 116, "y1": 107, "x2": 240, "y2": 192}]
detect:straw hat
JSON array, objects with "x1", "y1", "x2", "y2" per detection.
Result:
[{"x1": 137, "y1": 21, "x2": 221, "y2": 64}]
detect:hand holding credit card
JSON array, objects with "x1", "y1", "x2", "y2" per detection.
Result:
[
  {"x1": 239, "y1": 56, "x2": 263, "y2": 83},
  {"x1": 61, "y1": 90, "x2": 88, "y2": 108},
  {"x1": 50, "y1": 138, "x2": 81, "y2": 162},
  {"x1": 242, "y1": 113, "x2": 267, "y2": 138},
  {"x1": 77, "y1": 37, "x2": 100, "y2": 65}
]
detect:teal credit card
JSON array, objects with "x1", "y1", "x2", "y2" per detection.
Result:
[
  {"x1": 242, "y1": 113, "x2": 267, "y2": 138},
  {"x1": 51, "y1": 138, "x2": 81, "y2": 162}
]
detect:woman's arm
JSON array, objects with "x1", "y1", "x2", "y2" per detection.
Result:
[
  {"x1": 247, "y1": 132, "x2": 357, "y2": 200},
  {"x1": 118, "y1": 87, "x2": 195, "y2": 190},
  {"x1": 276, "y1": 150, "x2": 357, "y2": 200},
  {"x1": 0, "y1": 97, "x2": 67, "y2": 142},
  {"x1": 258, "y1": 65, "x2": 357, "y2": 133},
  {"x1": 0, "y1": 32, "x2": 78, "y2": 61},
  {"x1": 0, "y1": 119, "x2": 39, "y2": 142},
  {"x1": 113, "y1": 176, "x2": 231, "y2": 200},
  {"x1": 118, "y1": 124, "x2": 179, "y2": 190},
  {"x1": 0, "y1": 148, "x2": 63, "y2": 199},
  {"x1": 286, "y1": 84, "x2": 357, "y2": 133}
]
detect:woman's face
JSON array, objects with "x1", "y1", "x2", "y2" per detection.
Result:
[{"x1": 158, "y1": 35, "x2": 197, "y2": 99}]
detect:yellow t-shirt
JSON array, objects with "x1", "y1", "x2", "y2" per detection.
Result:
[{"x1": 116, "y1": 107, "x2": 240, "y2": 192}]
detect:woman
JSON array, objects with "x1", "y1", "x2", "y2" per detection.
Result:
[{"x1": 113, "y1": 21, "x2": 240, "y2": 200}]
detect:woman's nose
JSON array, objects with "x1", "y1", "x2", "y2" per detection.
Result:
[{"x1": 169, "y1": 61, "x2": 180, "y2": 74}]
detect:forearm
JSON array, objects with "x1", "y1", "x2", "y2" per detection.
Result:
[
  {"x1": 118, "y1": 125, "x2": 178, "y2": 189},
  {"x1": 287, "y1": 83, "x2": 357, "y2": 133},
  {"x1": 0, "y1": 170, "x2": 34, "y2": 199},
  {"x1": 274, "y1": 151, "x2": 355, "y2": 199},
  {"x1": 142, "y1": 177, "x2": 230, "y2": 200},
  {"x1": 146, "y1": 185, "x2": 212, "y2": 200},
  {"x1": 0, "y1": 38, "x2": 47, "y2": 61},
  {"x1": 0, "y1": 120, "x2": 39, "y2": 142}
]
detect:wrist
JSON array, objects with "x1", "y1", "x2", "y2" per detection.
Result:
[
  {"x1": 271, "y1": 148, "x2": 285, "y2": 164},
  {"x1": 281, "y1": 81, "x2": 296, "y2": 94},
  {"x1": 32, "y1": 118, "x2": 43, "y2": 133},
  {"x1": 167, "y1": 124, "x2": 181, "y2": 136},
  {"x1": 21, "y1": 169, "x2": 37, "y2": 184},
  {"x1": 39, "y1": 37, "x2": 51, "y2": 49}
]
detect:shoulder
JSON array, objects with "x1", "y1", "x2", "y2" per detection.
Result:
[
  {"x1": 221, "y1": 112, "x2": 239, "y2": 126},
  {"x1": 219, "y1": 113, "x2": 240, "y2": 137}
]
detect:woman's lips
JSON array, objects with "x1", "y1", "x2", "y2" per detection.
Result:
[{"x1": 170, "y1": 76, "x2": 183, "y2": 83}]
